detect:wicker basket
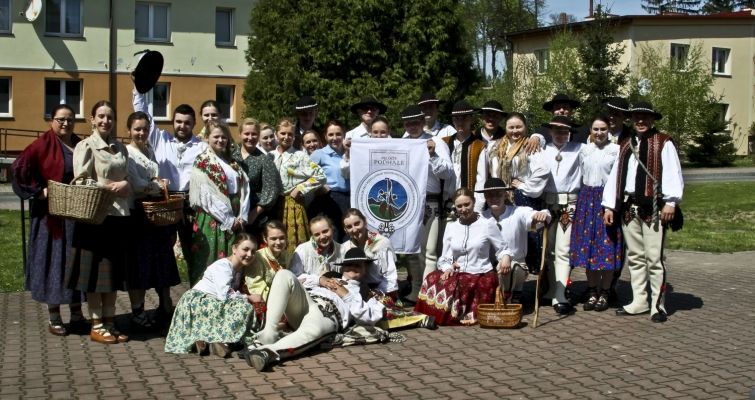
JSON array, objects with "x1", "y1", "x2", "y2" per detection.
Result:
[
  {"x1": 140, "y1": 184, "x2": 184, "y2": 226},
  {"x1": 478, "y1": 288, "x2": 522, "y2": 329},
  {"x1": 47, "y1": 180, "x2": 116, "y2": 225}
]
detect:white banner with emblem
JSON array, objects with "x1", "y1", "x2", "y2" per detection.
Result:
[{"x1": 350, "y1": 138, "x2": 428, "y2": 254}]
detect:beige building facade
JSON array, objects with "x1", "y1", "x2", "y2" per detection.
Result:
[
  {"x1": 509, "y1": 10, "x2": 755, "y2": 155},
  {"x1": 0, "y1": 0, "x2": 254, "y2": 151}
]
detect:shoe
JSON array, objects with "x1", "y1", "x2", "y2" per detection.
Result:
[
  {"x1": 245, "y1": 348, "x2": 277, "y2": 372},
  {"x1": 553, "y1": 303, "x2": 572, "y2": 315},
  {"x1": 594, "y1": 290, "x2": 609, "y2": 312},
  {"x1": 419, "y1": 316, "x2": 438, "y2": 330},
  {"x1": 210, "y1": 342, "x2": 231, "y2": 358},
  {"x1": 195, "y1": 341, "x2": 209, "y2": 356},
  {"x1": 615, "y1": 308, "x2": 649, "y2": 316},
  {"x1": 90, "y1": 321, "x2": 117, "y2": 345},
  {"x1": 651, "y1": 311, "x2": 668, "y2": 323},
  {"x1": 48, "y1": 322, "x2": 67, "y2": 336},
  {"x1": 130, "y1": 310, "x2": 156, "y2": 332},
  {"x1": 67, "y1": 319, "x2": 90, "y2": 335},
  {"x1": 102, "y1": 318, "x2": 129, "y2": 343},
  {"x1": 583, "y1": 288, "x2": 598, "y2": 311}
]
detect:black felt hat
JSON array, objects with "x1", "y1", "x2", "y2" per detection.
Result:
[
  {"x1": 475, "y1": 177, "x2": 514, "y2": 193},
  {"x1": 294, "y1": 96, "x2": 318, "y2": 111},
  {"x1": 350, "y1": 96, "x2": 387, "y2": 115},
  {"x1": 401, "y1": 105, "x2": 425, "y2": 121},
  {"x1": 334, "y1": 248, "x2": 376, "y2": 266},
  {"x1": 451, "y1": 99, "x2": 477, "y2": 116},
  {"x1": 542, "y1": 93, "x2": 581, "y2": 112},
  {"x1": 417, "y1": 92, "x2": 443, "y2": 105},
  {"x1": 132, "y1": 51, "x2": 164, "y2": 94},
  {"x1": 603, "y1": 96, "x2": 630, "y2": 113},
  {"x1": 540, "y1": 115, "x2": 579, "y2": 131},
  {"x1": 630, "y1": 101, "x2": 663, "y2": 120},
  {"x1": 479, "y1": 100, "x2": 507, "y2": 116}
]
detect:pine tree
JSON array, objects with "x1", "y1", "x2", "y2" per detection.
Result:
[
  {"x1": 574, "y1": 7, "x2": 629, "y2": 121},
  {"x1": 641, "y1": 0, "x2": 702, "y2": 14},
  {"x1": 244, "y1": 0, "x2": 479, "y2": 128},
  {"x1": 686, "y1": 105, "x2": 737, "y2": 166}
]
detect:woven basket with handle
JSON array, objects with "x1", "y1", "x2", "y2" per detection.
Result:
[
  {"x1": 139, "y1": 181, "x2": 184, "y2": 226},
  {"x1": 478, "y1": 287, "x2": 522, "y2": 329},
  {"x1": 47, "y1": 179, "x2": 116, "y2": 225}
]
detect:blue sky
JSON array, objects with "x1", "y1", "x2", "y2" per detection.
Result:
[{"x1": 546, "y1": 0, "x2": 648, "y2": 19}]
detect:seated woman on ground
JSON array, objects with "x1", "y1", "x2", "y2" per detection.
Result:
[
  {"x1": 164, "y1": 233, "x2": 258, "y2": 357},
  {"x1": 415, "y1": 188, "x2": 510, "y2": 326},
  {"x1": 244, "y1": 248, "x2": 385, "y2": 372},
  {"x1": 243, "y1": 220, "x2": 292, "y2": 310},
  {"x1": 340, "y1": 208, "x2": 398, "y2": 298}
]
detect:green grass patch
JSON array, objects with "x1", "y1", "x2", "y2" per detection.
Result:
[
  {"x1": 665, "y1": 181, "x2": 755, "y2": 253},
  {"x1": 1, "y1": 181, "x2": 753, "y2": 292},
  {"x1": 0, "y1": 210, "x2": 27, "y2": 292}
]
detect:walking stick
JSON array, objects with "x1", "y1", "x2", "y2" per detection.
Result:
[{"x1": 533, "y1": 222, "x2": 549, "y2": 328}]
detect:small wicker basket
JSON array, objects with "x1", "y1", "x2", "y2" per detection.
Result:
[
  {"x1": 478, "y1": 287, "x2": 522, "y2": 329},
  {"x1": 139, "y1": 184, "x2": 184, "y2": 226},
  {"x1": 47, "y1": 180, "x2": 116, "y2": 225}
]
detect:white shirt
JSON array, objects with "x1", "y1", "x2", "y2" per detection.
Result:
[
  {"x1": 289, "y1": 240, "x2": 343, "y2": 287},
  {"x1": 302, "y1": 278, "x2": 385, "y2": 328},
  {"x1": 217, "y1": 156, "x2": 240, "y2": 195},
  {"x1": 487, "y1": 139, "x2": 549, "y2": 199},
  {"x1": 580, "y1": 142, "x2": 619, "y2": 187},
  {"x1": 345, "y1": 123, "x2": 369, "y2": 140},
  {"x1": 132, "y1": 89, "x2": 207, "y2": 191},
  {"x1": 340, "y1": 236, "x2": 398, "y2": 294},
  {"x1": 193, "y1": 258, "x2": 245, "y2": 301},
  {"x1": 126, "y1": 144, "x2": 162, "y2": 208},
  {"x1": 403, "y1": 133, "x2": 454, "y2": 195},
  {"x1": 400, "y1": 120, "x2": 456, "y2": 138},
  {"x1": 437, "y1": 216, "x2": 510, "y2": 274},
  {"x1": 542, "y1": 142, "x2": 584, "y2": 194},
  {"x1": 482, "y1": 207, "x2": 550, "y2": 262},
  {"x1": 602, "y1": 138, "x2": 684, "y2": 210}
]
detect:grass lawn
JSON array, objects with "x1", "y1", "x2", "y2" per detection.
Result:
[
  {"x1": 665, "y1": 181, "x2": 755, "y2": 253},
  {"x1": 1, "y1": 181, "x2": 753, "y2": 292}
]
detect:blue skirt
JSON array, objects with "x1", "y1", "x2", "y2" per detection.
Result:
[{"x1": 569, "y1": 186, "x2": 623, "y2": 271}]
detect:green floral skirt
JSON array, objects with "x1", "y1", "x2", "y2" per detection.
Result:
[
  {"x1": 187, "y1": 194, "x2": 240, "y2": 286},
  {"x1": 164, "y1": 289, "x2": 254, "y2": 354}
]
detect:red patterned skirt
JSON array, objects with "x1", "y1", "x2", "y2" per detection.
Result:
[{"x1": 414, "y1": 270, "x2": 498, "y2": 326}]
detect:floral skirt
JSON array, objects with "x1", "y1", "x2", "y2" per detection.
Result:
[
  {"x1": 414, "y1": 270, "x2": 498, "y2": 326},
  {"x1": 281, "y1": 196, "x2": 309, "y2": 253},
  {"x1": 188, "y1": 195, "x2": 240, "y2": 286},
  {"x1": 164, "y1": 289, "x2": 254, "y2": 354},
  {"x1": 570, "y1": 186, "x2": 623, "y2": 271}
]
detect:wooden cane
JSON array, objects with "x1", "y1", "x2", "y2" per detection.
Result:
[{"x1": 533, "y1": 222, "x2": 550, "y2": 328}]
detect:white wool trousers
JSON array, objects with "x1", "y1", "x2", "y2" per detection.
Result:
[
  {"x1": 407, "y1": 198, "x2": 442, "y2": 300},
  {"x1": 544, "y1": 197, "x2": 576, "y2": 305},
  {"x1": 620, "y1": 215, "x2": 667, "y2": 315},
  {"x1": 256, "y1": 270, "x2": 337, "y2": 358}
]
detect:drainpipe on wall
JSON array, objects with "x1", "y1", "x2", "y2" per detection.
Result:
[{"x1": 108, "y1": 0, "x2": 116, "y2": 107}]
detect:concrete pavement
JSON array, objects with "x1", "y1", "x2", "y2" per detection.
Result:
[{"x1": 1, "y1": 250, "x2": 753, "y2": 399}]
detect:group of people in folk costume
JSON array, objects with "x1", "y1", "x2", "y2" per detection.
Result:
[{"x1": 13, "y1": 72, "x2": 683, "y2": 371}]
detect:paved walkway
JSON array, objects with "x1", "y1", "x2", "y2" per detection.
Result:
[{"x1": 1, "y1": 250, "x2": 754, "y2": 399}]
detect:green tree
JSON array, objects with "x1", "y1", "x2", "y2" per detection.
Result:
[
  {"x1": 686, "y1": 107, "x2": 737, "y2": 166},
  {"x1": 701, "y1": 0, "x2": 755, "y2": 12},
  {"x1": 641, "y1": 0, "x2": 702, "y2": 14},
  {"x1": 574, "y1": 7, "x2": 629, "y2": 120},
  {"x1": 627, "y1": 42, "x2": 721, "y2": 151},
  {"x1": 244, "y1": 0, "x2": 479, "y2": 129}
]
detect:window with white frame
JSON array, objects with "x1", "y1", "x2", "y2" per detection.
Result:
[
  {"x1": 44, "y1": 79, "x2": 81, "y2": 117},
  {"x1": 670, "y1": 43, "x2": 689, "y2": 70},
  {"x1": 45, "y1": 0, "x2": 82, "y2": 36},
  {"x1": 145, "y1": 82, "x2": 170, "y2": 119},
  {"x1": 216, "y1": 85, "x2": 234, "y2": 121},
  {"x1": 135, "y1": 2, "x2": 170, "y2": 42},
  {"x1": 712, "y1": 47, "x2": 731, "y2": 76},
  {"x1": 534, "y1": 49, "x2": 549, "y2": 75},
  {"x1": 215, "y1": 8, "x2": 233, "y2": 46},
  {"x1": 0, "y1": 77, "x2": 10, "y2": 115},
  {"x1": 0, "y1": 0, "x2": 11, "y2": 34}
]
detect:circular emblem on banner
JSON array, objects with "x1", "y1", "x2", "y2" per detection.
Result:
[{"x1": 355, "y1": 170, "x2": 420, "y2": 236}]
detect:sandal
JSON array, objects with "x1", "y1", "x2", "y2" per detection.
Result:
[
  {"x1": 90, "y1": 319, "x2": 117, "y2": 344},
  {"x1": 594, "y1": 290, "x2": 610, "y2": 312},
  {"x1": 48, "y1": 321, "x2": 67, "y2": 337},
  {"x1": 103, "y1": 318, "x2": 129, "y2": 343}
]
